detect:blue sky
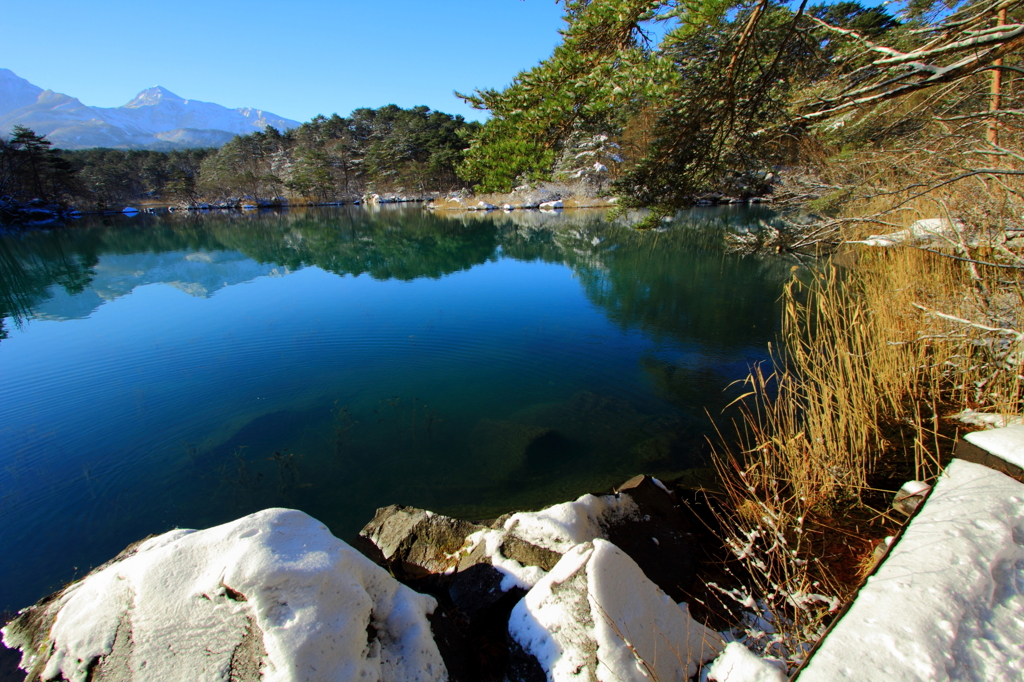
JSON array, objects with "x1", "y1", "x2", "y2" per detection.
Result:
[{"x1": 1, "y1": 0, "x2": 570, "y2": 123}]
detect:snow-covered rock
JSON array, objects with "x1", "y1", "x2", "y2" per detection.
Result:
[
  {"x1": 798, "y1": 459, "x2": 1024, "y2": 681},
  {"x1": 508, "y1": 538, "x2": 723, "y2": 681},
  {"x1": 476, "y1": 201, "x2": 497, "y2": 211},
  {"x1": 849, "y1": 218, "x2": 959, "y2": 248},
  {"x1": 539, "y1": 200, "x2": 564, "y2": 211},
  {"x1": 463, "y1": 491, "x2": 640, "y2": 590},
  {"x1": 1, "y1": 508, "x2": 447, "y2": 682},
  {"x1": 891, "y1": 480, "x2": 931, "y2": 517}
]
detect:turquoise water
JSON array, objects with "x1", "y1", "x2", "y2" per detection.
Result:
[{"x1": 0, "y1": 205, "x2": 789, "y2": 612}]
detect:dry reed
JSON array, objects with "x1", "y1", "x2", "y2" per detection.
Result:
[{"x1": 711, "y1": 175, "x2": 1024, "y2": 664}]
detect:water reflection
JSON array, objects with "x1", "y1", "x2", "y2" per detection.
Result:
[{"x1": 0, "y1": 206, "x2": 791, "y2": 612}]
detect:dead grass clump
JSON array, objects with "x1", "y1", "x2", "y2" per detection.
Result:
[{"x1": 710, "y1": 229, "x2": 1024, "y2": 660}]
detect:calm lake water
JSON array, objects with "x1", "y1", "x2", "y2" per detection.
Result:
[{"x1": 0, "y1": 205, "x2": 789, "y2": 612}]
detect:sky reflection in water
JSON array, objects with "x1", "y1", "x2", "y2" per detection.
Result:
[{"x1": 0, "y1": 205, "x2": 789, "y2": 611}]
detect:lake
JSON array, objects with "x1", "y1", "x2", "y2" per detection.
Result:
[{"x1": 0, "y1": 205, "x2": 789, "y2": 613}]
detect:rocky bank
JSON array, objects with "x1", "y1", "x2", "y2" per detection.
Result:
[{"x1": 1, "y1": 475, "x2": 734, "y2": 682}]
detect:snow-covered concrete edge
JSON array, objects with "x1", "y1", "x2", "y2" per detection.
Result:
[{"x1": 794, "y1": 459, "x2": 1024, "y2": 681}]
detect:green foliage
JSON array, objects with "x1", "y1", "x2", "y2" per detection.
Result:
[
  {"x1": 60, "y1": 147, "x2": 213, "y2": 208},
  {"x1": 199, "y1": 128, "x2": 285, "y2": 202},
  {"x1": 809, "y1": 1, "x2": 898, "y2": 36},
  {"x1": 457, "y1": 0, "x2": 675, "y2": 192},
  {"x1": 5, "y1": 105, "x2": 477, "y2": 209},
  {"x1": 615, "y1": 3, "x2": 825, "y2": 213},
  {"x1": 454, "y1": 0, "x2": 914, "y2": 211},
  {"x1": 198, "y1": 105, "x2": 479, "y2": 202},
  {"x1": 0, "y1": 126, "x2": 79, "y2": 203}
]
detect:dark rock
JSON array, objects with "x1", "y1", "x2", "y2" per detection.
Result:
[
  {"x1": 955, "y1": 435, "x2": 1024, "y2": 482},
  {"x1": 603, "y1": 475, "x2": 699, "y2": 604},
  {"x1": 499, "y1": 534, "x2": 562, "y2": 572},
  {"x1": 426, "y1": 607, "x2": 474, "y2": 682},
  {"x1": 505, "y1": 635, "x2": 547, "y2": 682},
  {"x1": 356, "y1": 505, "x2": 484, "y2": 579},
  {"x1": 408, "y1": 567, "x2": 531, "y2": 681},
  {"x1": 448, "y1": 563, "x2": 506, "y2": 620}
]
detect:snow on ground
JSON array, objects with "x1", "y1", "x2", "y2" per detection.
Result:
[
  {"x1": 847, "y1": 218, "x2": 956, "y2": 247},
  {"x1": 464, "y1": 492, "x2": 639, "y2": 590},
  {"x1": 797, "y1": 459, "x2": 1024, "y2": 681},
  {"x1": 2, "y1": 508, "x2": 447, "y2": 682},
  {"x1": 705, "y1": 642, "x2": 787, "y2": 682},
  {"x1": 955, "y1": 409, "x2": 1024, "y2": 430},
  {"x1": 509, "y1": 538, "x2": 723, "y2": 682},
  {"x1": 505, "y1": 492, "x2": 639, "y2": 554},
  {"x1": 464, "y1": 527, "x2": 549, "y2": 591},
  {"x1": 964, "y1": 424, "x2": 1024, "y2": 469}
]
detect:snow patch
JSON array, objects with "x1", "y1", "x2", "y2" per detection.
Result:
[
  {"x1": 509, "y1": 539, "x2": 723, "y2": 681},
  {"x1": 847, "y1": 218, "x2": 957, "y2": 248},
  {"x1": 706, "y1": 642, "x2": 787, "y2": 682},
  {"x1": 463, "y1": 528, "x2": 548, "y2": 591},
  {"x1": 463, "y1": 492, "x2": 640, "y2": 591},
  {"x1": 964, "y1": 424, "x2": 1024, "y2": 470},
  {"x1": 2, "y1": 509, "x2": 447, "y2": 682},
  {"x1": 798, "y1": 459, "x2": 1024, "y2": 681},
  {"x1": 955, "y1": 409, "x2": 1024, "y2": 429},
  {"x1": 504, "y1": 492, "x2": 639, "y2": 555}
]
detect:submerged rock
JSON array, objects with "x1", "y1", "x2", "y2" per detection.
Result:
[
  {"x1": 2, "y1": 509, "x2": 447, "y2": 682},
  {"x1": 468, "y1": 419, "x2": 575, "y2": 479}
]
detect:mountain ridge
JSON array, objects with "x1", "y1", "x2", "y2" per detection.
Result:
[{"x1": 0, "y1": 69, "x2": 300, "y2": 150}]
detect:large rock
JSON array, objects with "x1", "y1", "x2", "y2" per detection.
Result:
[
  {"x1": 356, "y1": 504, "x2": 485, "y2": 578},
  {"x1": 352, "y1": 476, "x2": 712, "y2": 680},
  {"x1": 508, "y1": 539, "x2": 723, "y2": 682},
  {"x1": 462, "y1": 476, "x2": 703, "y2": 603},
  {"x1": 515, "y1": 188, "x2": 561, "y2": 209},
  {"x1": 2, "y1": 509, "x2": 447, "y2": 682}
]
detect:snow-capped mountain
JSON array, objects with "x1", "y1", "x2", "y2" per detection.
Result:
[
  {"x1": 0, "y1": 69, "x2": 300, "y2": 149},
  {"x1": 0, "y1": 68, "x2": 43, "y2": 118}
]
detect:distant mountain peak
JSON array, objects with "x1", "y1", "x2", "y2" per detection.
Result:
[
  {"x1": 124, "y1": 86, "x2": 186, "y2": 108},
  {"x1": 0, "y1": 68, "x2": 45, "y2": 118},
  {"x1": 0, "y1": 68, "x2": 300, "y2": 149}
]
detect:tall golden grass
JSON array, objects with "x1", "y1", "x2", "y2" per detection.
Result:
[{"x1": 710, "y1": 187, "x2": 1024, "y2": 665}]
